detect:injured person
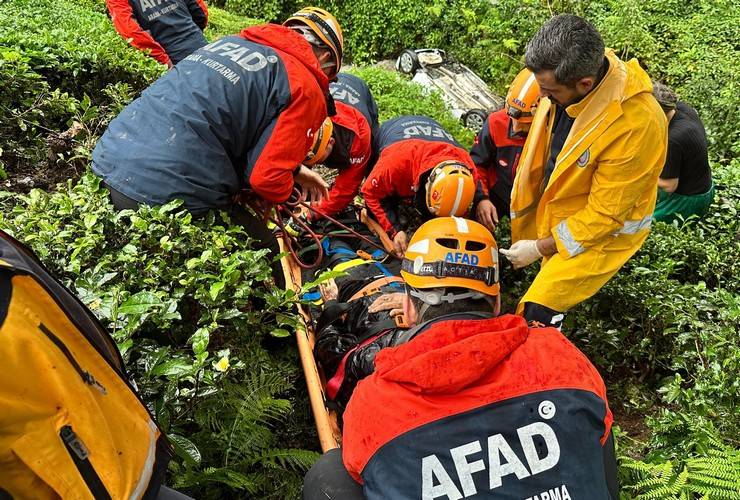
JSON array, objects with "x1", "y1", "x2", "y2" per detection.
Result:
[{"x1": 310, "y1": 237, "x2": 409, "y2": 408}]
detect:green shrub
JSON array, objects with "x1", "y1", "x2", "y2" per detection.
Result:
[
  {"x1": 0, "y1": 174, "x2": 314, "y2": 497},
  {"x1": 204, "y1": 7, "x2": 261, "y2": 40},
  {"x1": 0, "y1": 0, "x2": 163, "y2": 101}
]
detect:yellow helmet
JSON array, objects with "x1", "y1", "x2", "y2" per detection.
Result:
[
  {"x1": 284, "y1": 7, "x2": 343, "y2": 79},
  {"x1": 506, "y1": 68, "x2": 540, "y2": 123},
  {"x1": 304, "y1": 117, "x2": 334, "y2": 166},
  {"x1": 401, "y1": 217, "x2": 500, "y2": 297},
  {"x1": 425, "y1": 161, "x2": 476, "y2": 217}
]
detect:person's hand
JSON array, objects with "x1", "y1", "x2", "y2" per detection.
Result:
[
  {"x1": 368, "y1": 292, "x2": 405, "y2": 318},
  {"x1": 476, "y1": 198, "x2": 499, "y2": 231},
  {"x1": 319, "y1": 279, "x2": 338, "y2": 302},
  {"x1": 392, "y1": 231, "x2": 408, "y2": 258},
  {"x1": 500, "y1": 240, "x2": 543, "y2": 269},
  {"x1": 294, "y1": 165, "x2": 329, "y2": 203}
]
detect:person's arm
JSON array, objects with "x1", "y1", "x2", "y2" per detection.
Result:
[
  {"x1": 105, "y1": 0, "x2": 171, "y2": 65},
  {"x1": 361, "y1": 160, "x2": 403, "y2": 237},
  {"x1": 551, "y1": 120, "x2": 665, "y2": 259},
  {"x1": 313, "y1": 123, "x2": 372, "y2": 218},
  {"x1": 657, "y1": 177, "x2": 679, "y2": 193},
  {"x1": 658, "y1": 136, "x2": 682, "y2": 193},
  {"x1": 246, "y1": 84, "x2": 327, "y2": 204},
  {"x1": 183, "y1": 0, "x2": 208, "y2": 30},
  {"x1": 469, "y1": 118, "x2": 497, "y2": 194}
]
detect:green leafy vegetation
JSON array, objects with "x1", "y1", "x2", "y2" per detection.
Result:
[{"x1": 1, "y1": 0, "x2": 739, "y2": 497}]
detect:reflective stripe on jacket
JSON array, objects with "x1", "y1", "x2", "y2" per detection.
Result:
[
  {"x1": 510, "y1": 50, "x2": 667, "y2": 312},
  {"x1": 106, "y1": 0, "x2": 208, "y2": 65},
  {"x1": 92, "y1": 26, "x2": 329, "y2": 212}
]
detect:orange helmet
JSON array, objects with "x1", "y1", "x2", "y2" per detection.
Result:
[
  {"x1": 401, "y1": 216, "x2": 500, "y2": 297},
  {"x1": 506, "y1": 68, "x2": 540, "y2": 123},
  {"x1": 304, "y1": 118, "x2": 334, "y2": 166},
  {"x1": 284, "y1": 7, "x2": 343, "y2": 79},
  {"x1": 425, "y1": 161, "x2": 476, "y2": 217}
]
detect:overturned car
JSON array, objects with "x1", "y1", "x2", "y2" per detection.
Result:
[{"x1": 396, "y1": 48, "x2": 504, "y2": 132}]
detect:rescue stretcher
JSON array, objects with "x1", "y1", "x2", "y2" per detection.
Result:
[{"x1": 277, "y1": 209, "x2": 395, "y2": 451}]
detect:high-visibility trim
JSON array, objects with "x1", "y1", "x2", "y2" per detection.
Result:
[
  {"x1": 516, "y1": 72, "x2": 538, "y2": 104},
  {"x1": 555, "y1": 220, "x2": 585, "y2": 257},
  {"x1": 131, "y1": 420, "x2": 158, "y2": 500},
  {"x1": 615, "y1": 215, "x2": 653, "y2": 235},
  {"x1": 450, "y1": 177, "x2": 465, "y2": 215},
  {"x1": 510, "y1": 202, "x2": 537, "y2": 220}
]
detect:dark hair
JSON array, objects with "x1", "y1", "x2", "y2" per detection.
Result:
[
  {"x1": 525, "y1": 14, "x2": 605, "y2": 85},
  {"x1": 652, "y1": 80, "x2": 678, "y2": 112},
  {"x1": 411, "y1": 287, "x2": 493, "y2": 322}
]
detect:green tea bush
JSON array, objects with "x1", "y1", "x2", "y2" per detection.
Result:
[
  {"x1": 0, "y1": 0, "x2": 163, "y2": 100},
  {"x1": 0, "y1": 175, "x2": 314, "y2": 497}
]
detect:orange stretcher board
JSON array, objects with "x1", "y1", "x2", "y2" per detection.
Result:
[
  {"x1": 277, "y1": 208, "x2": 395, "y2": 452},
  {"x1": 278, "y1": 237, "x2": 341, "y2": 452}
]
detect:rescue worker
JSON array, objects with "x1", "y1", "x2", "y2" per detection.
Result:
[
  {"x1": 105, "y1": 0, "x2": 209, "y2": 67},
  {"x1": 470, "y1": 68, "x2": 540, "y2": 220},
  {"x1": 503, "y1": 14, "x2": 667, "y2": 329},
  {"x1": 303, "y1": 217, "x2": 619, "y2": 499},
  {"x1": 309, "y1": 73, "x2": 380, "y2": 220},
  {"x1": 361, "y1": 115, "x2": 495, "y2": 257},
  {"x1": 651, "y1": 81, "x2": 714, "y2": 223},
  {"x1": 91, "y1": 7, "x2": 343, "y2": 287}
]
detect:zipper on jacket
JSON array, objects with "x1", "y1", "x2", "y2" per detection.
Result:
[
  {"x1": 39, "y1": 323, "x2": 107, "y2": 395},
  {"x1": 60, "y1": 425, "x2": 112, "y2": 500}
]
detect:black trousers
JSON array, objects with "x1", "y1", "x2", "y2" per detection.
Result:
[
  {"x1": 302, "y1": 448, "x2": 364, "y2": 500},
  {"x1": 104, "y1": 184, "x2": 285, "y2": 289}
]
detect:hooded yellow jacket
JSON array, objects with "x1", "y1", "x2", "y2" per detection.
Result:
[{"x1": 511, "y1": 50, "x2": 667, "y2": 313}]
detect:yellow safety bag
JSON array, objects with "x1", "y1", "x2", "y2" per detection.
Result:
[{"x1": 0, "y1": 231, "x2": 173, "y2": 500}]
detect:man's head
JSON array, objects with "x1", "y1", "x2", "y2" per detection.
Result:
[
  {"x1": 525, "y1": 14, "x2": 605, "y2": 107},
  {"x1": 506, "y1": 68, "x2": 540, "y2": 133},
  {"x1": 424, "y1": 162, "x2": 476, "y2": 217},
  {"x1": 283, "y1": 7, "x2": 343, "y2": 79},
  {"x1": 652, "y1": 80, "x2": 678, "y2": 114},
  {"x1": 400, "y1": 217, "x2": 500, "y2": 325}
]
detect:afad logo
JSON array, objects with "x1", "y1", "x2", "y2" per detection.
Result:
[{"x1": 445, "y1": 252, "x2": 479, "y2": 266}]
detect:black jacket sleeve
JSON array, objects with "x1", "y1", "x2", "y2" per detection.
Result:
[{"x1": 184, "y1": 0, "x2": 208, "y2": 30}]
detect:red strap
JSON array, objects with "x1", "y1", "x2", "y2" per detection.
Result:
[{"x1": 325, "y1": 332, "x2": 384, "y2": 400}]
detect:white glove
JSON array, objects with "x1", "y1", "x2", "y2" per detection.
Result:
[{"x1": 500, "y1": 240, "x2": 543, "y2": 269}]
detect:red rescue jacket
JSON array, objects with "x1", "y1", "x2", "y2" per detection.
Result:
[
  {"x1": 312, "y1": 102, "x2": 373, "y2": 218},
  {"x1": 361, "y1": 140, "x2": 478, "y2": 237},
  {"x1": 342, "y1": 314, "x2": 614, "y2": 499},
  {"x1": 470, "y1": 109, "x2": 527, "y2": 216}
]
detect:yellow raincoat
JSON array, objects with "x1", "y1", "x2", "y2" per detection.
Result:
[{"x1": 510, "y1": 50, "x2": 667, "y2": 313}]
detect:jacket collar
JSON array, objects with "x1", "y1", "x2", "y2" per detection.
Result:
[
  {"x1": 240, "y1": 24, "x2": 329, "y2": 91},
  {"x1": 373, "y1": 314, "x2": 529, "y2": 394}
]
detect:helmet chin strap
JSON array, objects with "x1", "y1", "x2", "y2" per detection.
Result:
[{"x1": 409, "y1": 287, "x2": 495, "y2": 319}]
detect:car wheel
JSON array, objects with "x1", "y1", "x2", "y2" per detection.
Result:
[
  {"x1": 397, "y1": 50, "x2": 420, "y2": 75},
  {"x1": 462, "y1": 110, "x2": 488, "y2": 132}
]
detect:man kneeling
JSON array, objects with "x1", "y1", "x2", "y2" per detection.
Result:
[{"x1": 304, "y1": 217, "x2": 618, "y2": 499}]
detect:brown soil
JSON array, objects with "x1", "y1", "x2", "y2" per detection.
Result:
[{"x1": 3, "y1": 125, "x2": 85, "y2": 194}]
